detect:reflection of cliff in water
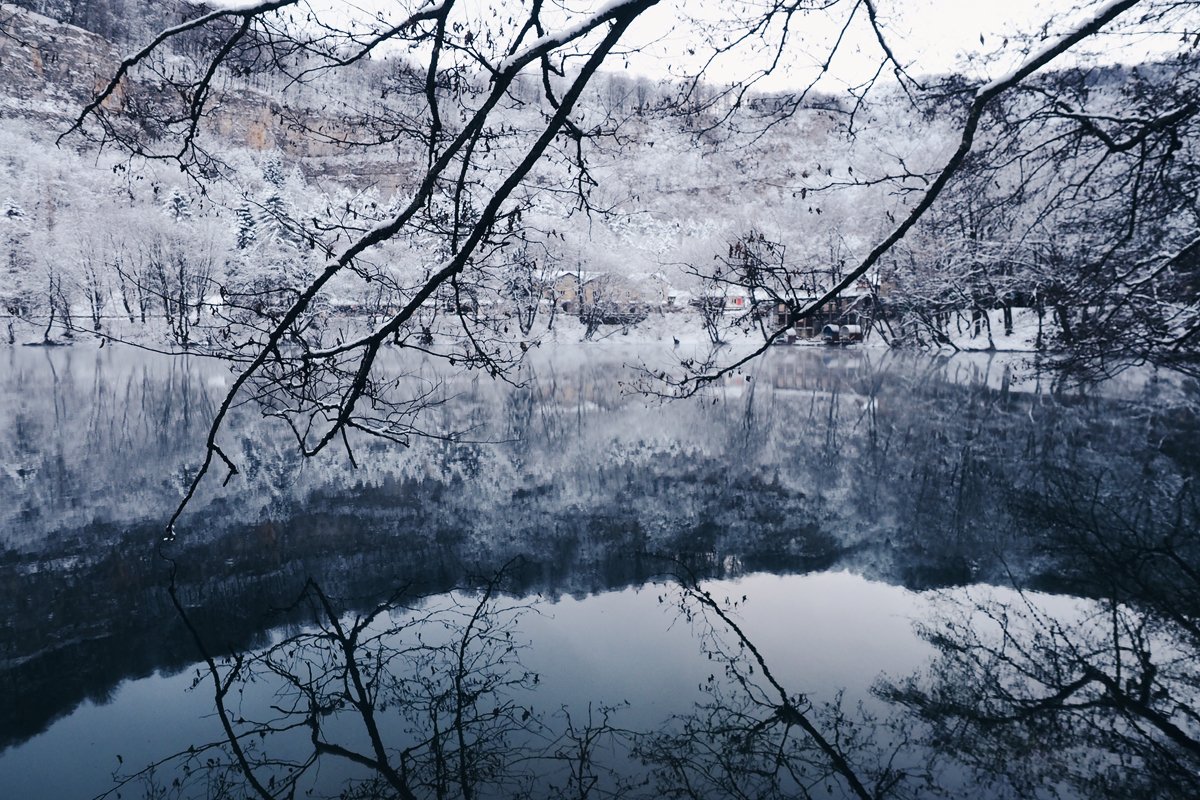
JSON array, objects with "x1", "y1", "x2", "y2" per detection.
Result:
[{"x1": 1, "y1": 344, "x2": 1198, "y2": 751}]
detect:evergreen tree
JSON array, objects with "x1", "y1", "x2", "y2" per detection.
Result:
[
  {"x1": 258, "y1": 156, "x2": 304, "y2": 248},
  {"x1": 262, "y1": 155, "x2": 285, "y2": 190},
  {"x1": 234, "y1": 204, "x2": 256, "y2": 250},
  {"x1": 163, "y1": 187, "x2": 191, "y2": 222}
]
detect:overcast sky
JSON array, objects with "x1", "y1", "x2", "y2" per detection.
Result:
[
  {"x1": 617, "y1": 0, "x2": 1166, "y2": 90},
  {"x1": 216, "y1": 0, "x2": 1183, "y2": 90}
]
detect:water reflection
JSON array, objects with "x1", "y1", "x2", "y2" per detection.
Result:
[
  {"x1": 1, "y1": 344, "x2": 1198, "y2": 798},
  {"x1": 886, "y1": 474, "x2": 1200, "y2": 799},
  {"x1": 87, "y1": 565, "x2": 920, "y2": 800}
]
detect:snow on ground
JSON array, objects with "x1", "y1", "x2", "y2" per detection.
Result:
[{"x1": 943, "y1": 307, "x2": 1045, "y2": 352}]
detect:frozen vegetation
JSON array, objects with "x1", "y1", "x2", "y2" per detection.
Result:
[
  {"x1": 2, "y1": 1, "x2": 1196, "y2": 376},
  {"x1": 2, "y1": 2, "x2": 1200, "y2": 800}
]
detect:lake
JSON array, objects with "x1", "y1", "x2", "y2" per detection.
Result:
[{"x1": 1, "y1": 343, "x2": 1198, "y2": 799}]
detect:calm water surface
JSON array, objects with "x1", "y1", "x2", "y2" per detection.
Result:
[{"x1": 1, "y1": 344, "x2": 1197, "y2": 799}]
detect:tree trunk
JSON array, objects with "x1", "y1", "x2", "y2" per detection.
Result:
[
  {"x1": 43, "y1": 301, "x2": 55, "y2": 343},
  {"x1": 1055, "y1": 305, "x2": 1073, "y2": 343}
]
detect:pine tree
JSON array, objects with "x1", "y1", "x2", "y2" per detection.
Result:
[
  {"x1": 262, "y1": 155, "x2": 285, "y2": 189},
  {"x1": 164, "y1": 187, "x2": 191, "y2": 222},
  {"x1": 235, "y1": 204, "x2": 257, "y2": 250},
  {"x1": 262, "y1": 193, "x2": 288, "y2": 232}
]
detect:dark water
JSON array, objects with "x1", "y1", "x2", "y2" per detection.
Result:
[{"x1": 1, "y1": 344, "x2": 1198, "y2": 799}]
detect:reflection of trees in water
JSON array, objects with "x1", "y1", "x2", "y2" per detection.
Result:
[
  {"x1": 6, "y1": 348, "x2": 1200, "y2": 797},
  {"x1": 96, "y1": 479, "x2": 1200, "y2": 800},
  {"x1": 103, "y1": 564, "x2": 636, "y2": 800},
  {"x1": 102, "y1": 564, "x2": 892, "y2": 800},
  {"x1": 637, "y1": 568, "x2": 924, "y2": 800},
  {"x1": 883, "y1": 473, "x2": 1200, "y2": 800},
  {"x1": 0, "y1": 348, "x2": 222, "y2": 546},
  {"x1": 7, "y1": 349, "x2": 1195, "y2": 580}
]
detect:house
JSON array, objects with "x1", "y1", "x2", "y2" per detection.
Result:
[
  {"x1": 723, "y1": 286, "x2": 751, "y2": 314},
  {"x1": 694, "y1": 285, "x2": 750, "y2": 315},
  {"x1": 627, "y1": 271, "x2": 683, "y2": 310},
  {"x1": 549, "y1": 270, "x2": 680, "y2": 318},
  {"x1": 777, "y1": 278, "x2": 877, "y2": 340},
  {"x1": 548, "y1": 270, "x2": 606, "y2": 313}
]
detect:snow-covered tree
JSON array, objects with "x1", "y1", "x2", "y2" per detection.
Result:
[
  {"x1": 234, "y1": 204, "x2": 257, "y2": 251},
  {"x1": 57, "y1": 0, "x2": 1197, "y2": 518},
  {"x1": 1, "y1": 201, "x2": 35, "y2": 343}
]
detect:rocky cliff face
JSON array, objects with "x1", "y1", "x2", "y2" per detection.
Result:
[
  {"x1": 0, "y1": 4, "x2": 123, "y2": 123},
  {"x1": 2, "y1": 4, "x2": 278, "y2": 150},
  {"x1": 0, "y1": 2, "x2": 411, "y2": 177}
]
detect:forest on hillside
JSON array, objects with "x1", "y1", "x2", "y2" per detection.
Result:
[{"x1": 2, "y1": 0, "x2": 1196, "y2": 381}]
